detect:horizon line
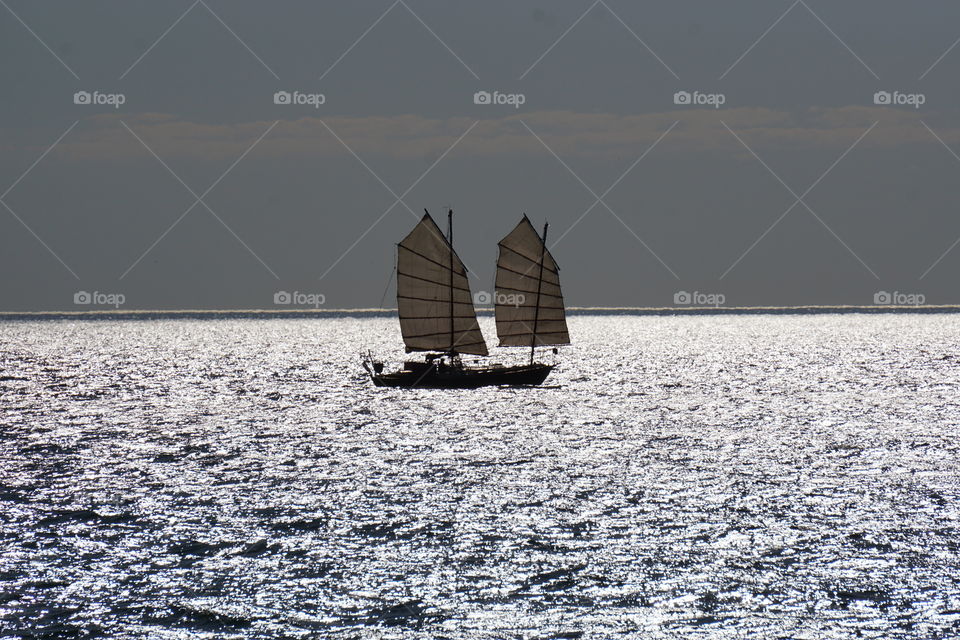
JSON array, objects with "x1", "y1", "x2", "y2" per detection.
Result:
[{"x1": 3, "y1": 304, "x2": 960, "y2": 320}]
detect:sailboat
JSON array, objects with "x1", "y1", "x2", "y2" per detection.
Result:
[{"x1": 362, "y1": 210, "x2": 570, "y2": 388}]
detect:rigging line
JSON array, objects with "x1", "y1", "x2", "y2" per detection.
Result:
[{"x1": 378, "y1": 247, "x2": 396, "y2": 311}]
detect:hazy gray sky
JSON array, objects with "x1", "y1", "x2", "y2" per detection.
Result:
[{"x1": 3, "y1": 0, "x2": 960, "y2": 310}]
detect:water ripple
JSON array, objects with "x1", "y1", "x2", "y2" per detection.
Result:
[{"x1": 1, "y1": 315, "x2": 959, "y2": 638}]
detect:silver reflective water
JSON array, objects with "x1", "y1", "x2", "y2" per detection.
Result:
[{"x1": 2, "y1": 315, "x2": 959, "y2": 639}]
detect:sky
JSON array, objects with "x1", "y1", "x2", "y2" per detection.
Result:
[{"x1": 2, "y1": 0, "x2": 960, "y2": 311}]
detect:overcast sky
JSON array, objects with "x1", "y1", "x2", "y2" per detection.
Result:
[{"x1": 3, "y1": 0, "x2": 960, "y2": 310}]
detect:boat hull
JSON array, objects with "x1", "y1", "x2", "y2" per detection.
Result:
[{"x1": 371, "y1": 363, "x2": 554, "y2": 388}]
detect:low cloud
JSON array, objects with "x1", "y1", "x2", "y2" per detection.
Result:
[{"x1": 10, "y1": 107, "x2": 960, "y2": 163}]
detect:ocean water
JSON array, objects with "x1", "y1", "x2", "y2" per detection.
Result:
[{"x1": 1, "y1": 314, "x2": 959, "y2": 639}]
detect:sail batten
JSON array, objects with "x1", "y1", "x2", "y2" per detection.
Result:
[
  {"x1": 399, "y1": 245, "x2": 466, "y2": 272},
  {"x1": 497, "y1": 245, "x2": 561, "y2": 275},
  {"x1": 397, "y1": 275, "x2": 473, "y2": 292},
  {"x1": 494, "y1": 216, "x2": 570, "y2": 348},
  {"x1": 397, "y1": 213, "x2": 488, "y2": 356},
  {"x1": 494, "y1": 284, "x2": 563, "y2": 297}
]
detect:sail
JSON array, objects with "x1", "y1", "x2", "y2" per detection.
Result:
[
  {"x1": 495, "y1": 216, "x2": 570, "y2": 347},
  {"x1": 397, "y1": 213, "x2": 488, "y2": 356}
]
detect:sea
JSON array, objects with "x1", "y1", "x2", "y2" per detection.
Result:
[{"x1": 1, "y1": 314, "x2": 959, "y2": 639}]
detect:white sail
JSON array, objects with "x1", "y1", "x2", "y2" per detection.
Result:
[
  {"x1": 397, "y1": 213, "x2": 488, "y2": 356},
  {"x1": 495, "y1": 215, "x2": 570, "y2": 347}
]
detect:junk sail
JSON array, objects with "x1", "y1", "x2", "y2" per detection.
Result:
[
  {"x1": 397, "y1": 213, "x2": 488, "y2": 356},
  {"x1": 364, "y1": 211, "x2": 566, "y2": 388},
  {"x1": 495, "y1": 215, "x2": 570, "y2": 349}
]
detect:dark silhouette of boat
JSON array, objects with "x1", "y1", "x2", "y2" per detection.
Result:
[
  {"x1": 363, "y1": 210, "x2": 569, "y2": 389},
  {"x1": 368, "y1": 358, "x2": 553, "y2": 388}
]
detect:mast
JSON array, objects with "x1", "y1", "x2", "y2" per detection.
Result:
[
  {"x1": 529, "y1": 221, "x2": 548, "y2": 364},
  {"x1": 447, "y1": 209, "x2": 455, "y2": 355}
]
